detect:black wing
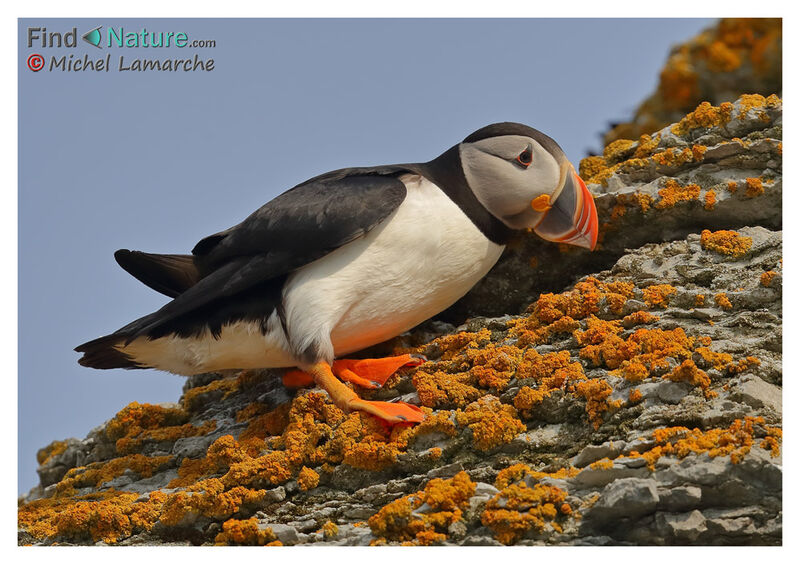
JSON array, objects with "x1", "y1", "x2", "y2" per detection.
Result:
[
  {"x1": 192, "y1": 167, "x2": 410, "y2": 268},
  {"x1": 107, "y1": 169, "x2": 409, "y2": 342}
]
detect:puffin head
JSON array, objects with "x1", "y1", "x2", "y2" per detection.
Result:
[{"x1": 458, "y1": 122, "x2": 598, "y2": 250}]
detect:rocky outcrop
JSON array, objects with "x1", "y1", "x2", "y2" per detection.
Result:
[
  {"x1": 602, "y1": 18, "x2": 781, "y2": 145},
  {"x1": 18, "y1": 94, "x2": 782, "y2": 546},
  {"x1": 448, "y1": 92, "x2": 781, "y2": 320}
]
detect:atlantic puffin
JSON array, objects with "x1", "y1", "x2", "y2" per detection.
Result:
[{"x1": 76, "y1": 122, "x2": 599, "y2": 424}]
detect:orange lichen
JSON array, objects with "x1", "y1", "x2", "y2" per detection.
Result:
[
  {"x1": 576, "y1": 318, "x2": 638, "y2": 370},
  {"x1": 704, "y1": 189, "x2": 717, "y2": 210},
  {"x1": 56, "y1": 454, "x2": 173, "y2": 495},
  {"x1": 695, "y1": 347, "x2": 734, "y2": 370},
  {"x1": 579, "y1": 155, "x2": 606, "y2": 181},
  {"x1": 239, "y1": 402, "x2": 292, "y2": 446},
  {"x1": 160, "y1": 478, "x2": 267, "y2": 527},
  {"x1": 727, "y1": 356, "x2": 761, "y2": 374},
  {"x1": 745, "y1": 177, "x2": 765, "y2": 197},
  {"x1": 664, "y1": 359, "x2": 714, "y2": 398},
  {"x1": 368, "y1": 471, "x2": 475, "y2": 545},
  {"x1": 658, "y1": 46, "x2": 698, "y2": 111},
  {"x1": 574, "y1": 316, "x2": 622, "y2": 346},
  {"x1": 590, "y1": 458, "x2": 614, "y2": 470},
  {"x1": 214, "y1": 518, "x2": 276, "y2": 546},
  {"x1": 707, "y1": 40, "x2": 741, "y2": 71},
  {"x1": 628, "y1": 388, "x2": 643, "y2": 403},
  {"x1": 652, "y1": 147, "x2": 699, "y2": 168},
  {"x1": 163, "y1": 389, "x2": 447, "y2": 498},
  {"x1": 760, "y1": 427, "x2": 782, "y2": 457},
  {"x1": 116, "y1": 420, "x2": 217, "y2": 455},
  {"x1": 512, "y1": 316, "x2": 580, "y2": 348},
  {"x1": 518, "y1": 349, "x2": 584, "y2": 382},
  {"x1": 580, "y1": 146, "x2": 678, "y2": 189},
  {"x1": 297, "y1": 466, "x2": 320, "y2": 491},
  {"x1": 182, "y1": 377, "x2": 239, "y2": 412},
  {"x1": 521, "y1": 277, "x2": 631, "y2": 328},
  {"x1": 727, "y1": 180, "x2": 738, "y2": 193},
  {"x1": 760, "y1": 270, "x2": 777, "y2": 287},
  {"x1": 633, "y1": 192, "x2": 654, "y2": 213},
  {"x1": 412, "y1": 408, "x2": 458, "y2": 438},
  {"x1": 235, "y1": 402, "x2": 269, "y2": 423},
  {"x1": 622, "y1": 311, "x2": 658, "y2": 328},
  {"x1": 610, "y1": 201, "x2": 627, "y2": 222},
  {"x1": 626, "y1": 417, "x2": 781, "y2": 469},
  {"x1": 643, "y1": 284, "x2": 677, "y2": 309},
  {"x1": 468, "y1": 344, "x2": 523, "y2": 389},
  {"x1": 513, "y1": 349, "x2": 586, "y2": 417},
  {"x1": 695, "y1": 294, "x2": 706, "y2": 307},
  {"x1": 634, "y1": 134, "x2": 661, "y2": 159},
  {"x1": 168, "y1": 434, "x2": 249, "y2": 488},
  {"x1": 715, "y1": 293, "x2": 733, "y2": 310},
  {"x1": 671, "y1": 101, "x2": 734, "y2": 136},
  {"x1": 428, "y1": 329, "x2": 492, "y2": 360},
  {"x1": 603, "y1": 139, "x2": 635, "y2": 162},
  {"x1": 413, "y1": 369, "x2": 482, "y2": 409},
  {"x1": 701, "y1": 229, "x2": 753, "y2": 258},
  {"x1": 455, "y1": 396, "x2": 525, "y2": 451},
  {"x1": 105, "y1": 402, "x2": 189, "y2": 443},
  {"x1": 513, "y1": 386, "x2": 547, "y2": 411},
  {"x1": 37, "y1": 440, "x2": 69, "y2": 465},
  {"x1": 571, "y1": 379, "x2": 622, "y2": 429},
  {"x1": 604, "y1": 326, "x2": 728, "y2": 398},
  {"x1": 738, "y1": 93, "x2": 769, "y2": 116},
  {"x1": 321, "y1": 520, "x2": 339, "y2": 539},
  {"x1": 482, "y1": 464, "x2": 571, "y2": 544},
  {"x1": 655, "y1": 179, "x2": 701, "y2": 209},
  {"x1": 18, "y1": 490, "x2": 169, "y2": 544},
  {"x1": 617, "y1": 360, "x2": 649, "y2": 382}
]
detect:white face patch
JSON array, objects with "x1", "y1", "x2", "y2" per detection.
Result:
[{"x1": 460, "y1": 135, "x2": 563, "y2": 229}]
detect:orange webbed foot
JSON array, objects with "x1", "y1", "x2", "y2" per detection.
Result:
[
  {"x1": 347, "y1": 398, "x2": 425, "y2": 424},
  {"x1": 297, "y1": 362, "x2": 426, "y2": 426},
  {"x1": 282, "y1": 369, "x2": 314, "y2": 388},
  {"x1": 332, "y1": 354, "x2": 425, "y2": 389}
]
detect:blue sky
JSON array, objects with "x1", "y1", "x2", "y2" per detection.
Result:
[{"x1": 18, "y1": 18, "x2": 715, "y2": 493}]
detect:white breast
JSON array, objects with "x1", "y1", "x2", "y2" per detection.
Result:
[{"x1": 281, "y1": 174, "x2": 505, "y2": 361}]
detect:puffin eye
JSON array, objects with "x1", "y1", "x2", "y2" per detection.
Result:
[{"x1": 515, "y1": 145, "x2": 533, "y2": 168}]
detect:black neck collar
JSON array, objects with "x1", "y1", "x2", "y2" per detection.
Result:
[{"x1": 419, "y1": 145, "x2": 513, "y2": 246}]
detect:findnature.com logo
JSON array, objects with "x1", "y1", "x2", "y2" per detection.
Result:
[{"x1": 25, "y1": 25, "x2": 217, "y2": 73}]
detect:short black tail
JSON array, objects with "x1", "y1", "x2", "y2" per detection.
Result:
[
  {"x1": 74, "y1": 334, "x2": 143, "y2": 370},
  {"x1": 114, "y1": 250, "x2": 201, "y2": 298}
]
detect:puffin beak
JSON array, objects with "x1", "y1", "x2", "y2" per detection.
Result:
[{"x1": 533, "y1": 165, "x2": 599, "y2": 250}]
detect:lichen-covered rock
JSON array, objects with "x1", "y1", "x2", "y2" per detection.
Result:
[
  {"x1": 448, "y1": 94, "x2": 781, "y2": 320},
  {"x1": 19, "y1": 91, "x2": 781, "y2": 549},
  {"x1": 603, "y1": 18, "x2": 781, "y2": 145},
  {"x1": 19, "y1": 218, "x2": 781, "y2": 545}
]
